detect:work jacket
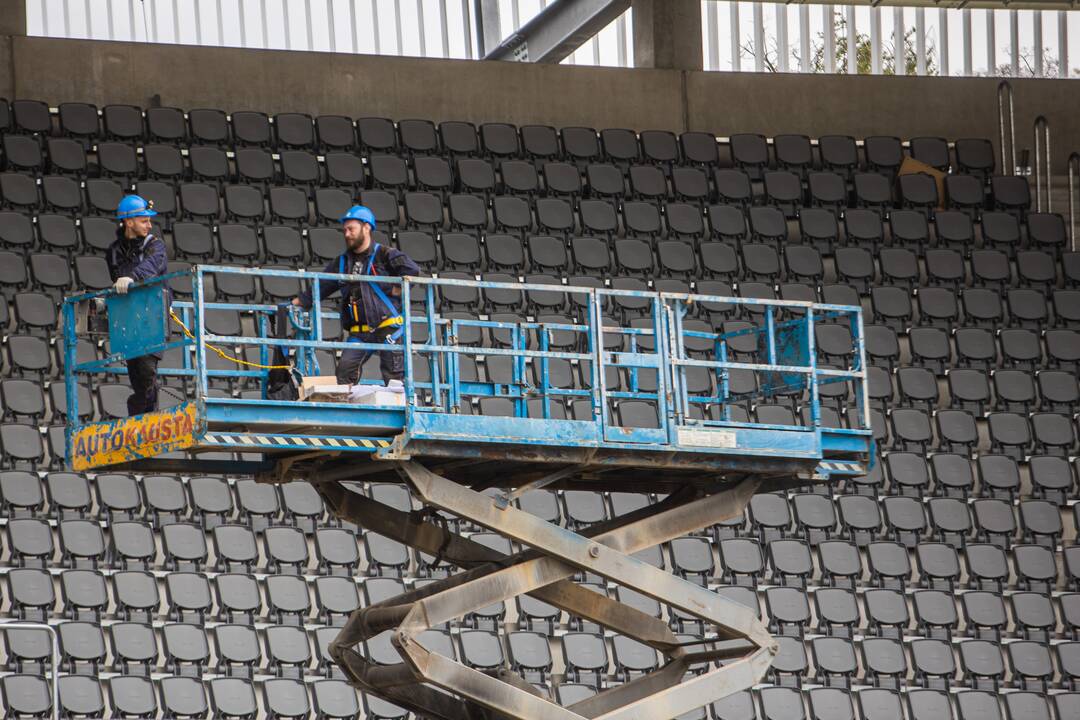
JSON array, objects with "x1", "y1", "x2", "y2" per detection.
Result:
[
  {"x1": 106, "y1": 229, "x2": 168, "y2": 285},
  {"x1": 298, "y1": 243, "x2": 421, "y2": 333}
]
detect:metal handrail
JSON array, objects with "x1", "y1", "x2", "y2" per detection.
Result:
[
  {"x1": 63, "y1": 267, "x2": 871, "y2": 442},
  {"x1": 1068, "y1": 152, "x2": 1079, "y2": 251},
  {"x1": 998, "y1": 80, "x2": 1016, "y2": 176},
  {"x1": 0, "y1": 622, "x2": 60, "y2": 720},
  {"x1": 1034, "y1": 115, "x2": 1052, "y2": 213}
]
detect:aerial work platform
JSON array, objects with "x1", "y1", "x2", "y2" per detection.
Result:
[
  {"x1": 63, "y1": 266, "x2": 872, "y2": 486},
  {"x1": 63, "y1": 266, "x2": 874, "y2": 719}
]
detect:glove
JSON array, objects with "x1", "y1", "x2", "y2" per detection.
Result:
[{"x1": 113, "y1": 277, "x2": 134, "y2": 295}]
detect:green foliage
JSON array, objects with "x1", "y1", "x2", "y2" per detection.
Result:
[{"x1": 744, "y1": 14, "x2": 937, "y2": 76}]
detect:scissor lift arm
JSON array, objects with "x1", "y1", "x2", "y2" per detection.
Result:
[{"x1": 317, "y1": 462, "x2": 776, "y2": 720}]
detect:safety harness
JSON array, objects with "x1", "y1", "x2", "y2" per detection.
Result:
[{"x1": 341, "y1": 243, "x2": 404, "y2": 344}]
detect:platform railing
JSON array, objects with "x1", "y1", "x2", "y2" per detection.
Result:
[{"x1": 64, "y1": 266, "x2": 871, "y2": 450}]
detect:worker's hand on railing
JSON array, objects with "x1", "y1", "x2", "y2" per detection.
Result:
[{"x1": 113, "y1": 277, "x2": 135, "y2": 295}]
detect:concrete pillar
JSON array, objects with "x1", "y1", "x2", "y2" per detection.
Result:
[
  {"x1": 632, "y1": 0, "x2": 703, "y2": 71},
  {"x1": 0, "y1": 0, "x2": 27, "y2": 36},
  {"x1": 478, "y1": 0, "x2": 502, "y2": 57},
  {"x1": 0, "y1": 0, "x2": 23, "y2": 101}
]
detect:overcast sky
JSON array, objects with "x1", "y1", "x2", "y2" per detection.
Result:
[{"x1": 25, "y1": 0, "x2": 1080, "y2": 77}]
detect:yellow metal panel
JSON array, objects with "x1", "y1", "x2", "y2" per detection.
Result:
[{"x1": 71, "y1": 402, "x2": 200, "y2": 472}]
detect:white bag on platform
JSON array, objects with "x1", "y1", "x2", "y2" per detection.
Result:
[{"x1": 348, "y1": 380, "x2": 406, "y2": 406}]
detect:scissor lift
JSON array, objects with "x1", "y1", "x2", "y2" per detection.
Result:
[{"x1": 63, "y1": 267, "x2": 875, "y2": 720}]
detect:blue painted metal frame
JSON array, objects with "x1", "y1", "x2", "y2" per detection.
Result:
[{"x1": 62, "y1": 266, "x2": 874, "y2": 474}]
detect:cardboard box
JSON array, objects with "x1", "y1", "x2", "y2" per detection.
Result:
[
  {"x1": 897, "y1": 156, "x2": 946, "y2": 210},
  {"x1": 300, "y1": 376, "x2": 351, "y2": 402},
  {"x1": 299, "y1": 376, "x2": 406, "y2": 406}
]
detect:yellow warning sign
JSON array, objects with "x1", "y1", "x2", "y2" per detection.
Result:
[{"x1": 70, "y1": 401, "x2": 199, "y2": 471}]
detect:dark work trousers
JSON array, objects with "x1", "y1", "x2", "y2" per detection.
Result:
[
  {"x1": 336, "y1": 325, "x2": 405, "y2": 385},
  {"x1": 126, "y1": 355, "x2": 160, "y2": 416}
]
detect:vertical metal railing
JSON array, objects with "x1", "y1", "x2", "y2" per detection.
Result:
[
  {"x1": 1033, "y1": 115, "x2": 1052, "y2": 213},
  {"x1": 663, "y1": 293, "x2": 869, "y2": 439},
  {"x1": 998, "y1": 81, "x2": 1017, "y2": 176},
  {"x1": 1068, "y1": 152, "x2": 1080, "y2": 251}
]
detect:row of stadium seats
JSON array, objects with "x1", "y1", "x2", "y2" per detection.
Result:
[
  {"x1": 0, "y1": 509, "x2": 1067, "y2": 579},
  {"x1": 0, "y1": 99, "x2": 998, "y2": 177},
  {"x1": 0, "y1": 131, "x2": 1013, "y2": 211},
  {"x1": 0, "y1": 137, "x2": 1027, "y2": 221},
  {"x1": 6, "y1": 617, "x2": 1080, "y2": 689},
  {"x1": 2, "y1": 674, "x2": 1075, "y2": 719},
  {"x1": 0, "y1": 177, "x2": 1047, "y2": 246}
]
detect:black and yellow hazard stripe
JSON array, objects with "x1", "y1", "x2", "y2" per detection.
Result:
[{"x1": 203, "y1": 433, "x2": 392, "y2": 450}]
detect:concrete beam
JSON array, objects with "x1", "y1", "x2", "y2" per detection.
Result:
[
  {"x1": 0, "y1": 0, "x2": 21, "y2": 100},
  {"x1": 632, "y1": 0, "x2": 703, "y2": 71},
  {"x1": 485, "y1": 0, "x2": 630, "y2": 63},
  {"x1": 11, "y1": 36, "x2": 683, "y2": 130},
  {"x1": 8, "y1": 35, "x2": 1080, "y2": 173},
  {"x1": 0, "y1": 35, "x2": 12, "y2": 101},
  {"x1": 0, "y1": 0, "x2": 27, "y2": 36}
]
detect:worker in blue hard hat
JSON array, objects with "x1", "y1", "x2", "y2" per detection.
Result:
[
  {"x1": 105, "y1": 194, "x2": 168, "y2": 415},
  {"x1": 293, "y1": 205, "x2": 421, "y2": 385}
]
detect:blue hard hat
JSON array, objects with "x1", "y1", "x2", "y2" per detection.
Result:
[
  {"x1": 116, "y1": 194, "x2": 157, "y2": 220},
  {"x1": 339, "y1": 205, "x2": 376, "y2": 230}
]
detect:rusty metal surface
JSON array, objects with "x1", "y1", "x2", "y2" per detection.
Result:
[{"x1": 69, "y1": 401, "x2": 201, "y2": 472}]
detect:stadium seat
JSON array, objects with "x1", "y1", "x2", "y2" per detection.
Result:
[
  {"x1": 912, "y1": 589, "x2": 958, "y2": 640},
  {"x1": 307, "y1": 115, "x2": 351, "y2": 152},
  {"x1": 899, "y1": 172, "x2": 938, "y2": 216},
  {"x1": 990, "y1": 175, "x2": 1031, "y2": 218},
  {"x1": 274, "y1": 112, "x2": 315, "y2": 149},
  {"x1": 99, "y1": 103, "x2": 140, "y2": 140}
]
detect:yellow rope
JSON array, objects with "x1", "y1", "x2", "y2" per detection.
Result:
[{"x1": 169, "y1": 309, "x2": 293, "y2": 370}]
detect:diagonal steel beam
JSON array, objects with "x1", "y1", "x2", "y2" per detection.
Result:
[
  {"x1": 395, "y1": 634, "x2": 587, "y2": 720},
  {"x1": 317, "y1": 467, "x2": 775, "y2": 720},
  {"x1": 592, "y1": 647, "x2": 775, "y2": 720},
  {"x1": 398, "y1": 461, "x2": 774, "y2": 649},
  {"x1": 316, "y1": 479, "x2": 713, "y2": 646},
  {"x1": 380, "y1": 462, "x2": 776, "y2": 718},
  {"x1": 485, "y1": 0, "x2": 630, "y2": 63},
  {"x1": 569, "y1": 659, "x2": 689, "y2": 718},
  {"x1": 316, "y1": 475, "x2": 759, "y2": 644},
  {"x1": 334, "y1": 644, "x2": 507, "y2": 720}
]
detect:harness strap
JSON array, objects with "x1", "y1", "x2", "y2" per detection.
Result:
[
  {"x1": 364, "y1": 243, "x2": 402, "y2": 321},
  {"x1": 349, "y1": 316, "x2": 404, "y2": 333},
  {"x1": 344, "y1": 243, "x2": 404, "y2": 343}
]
